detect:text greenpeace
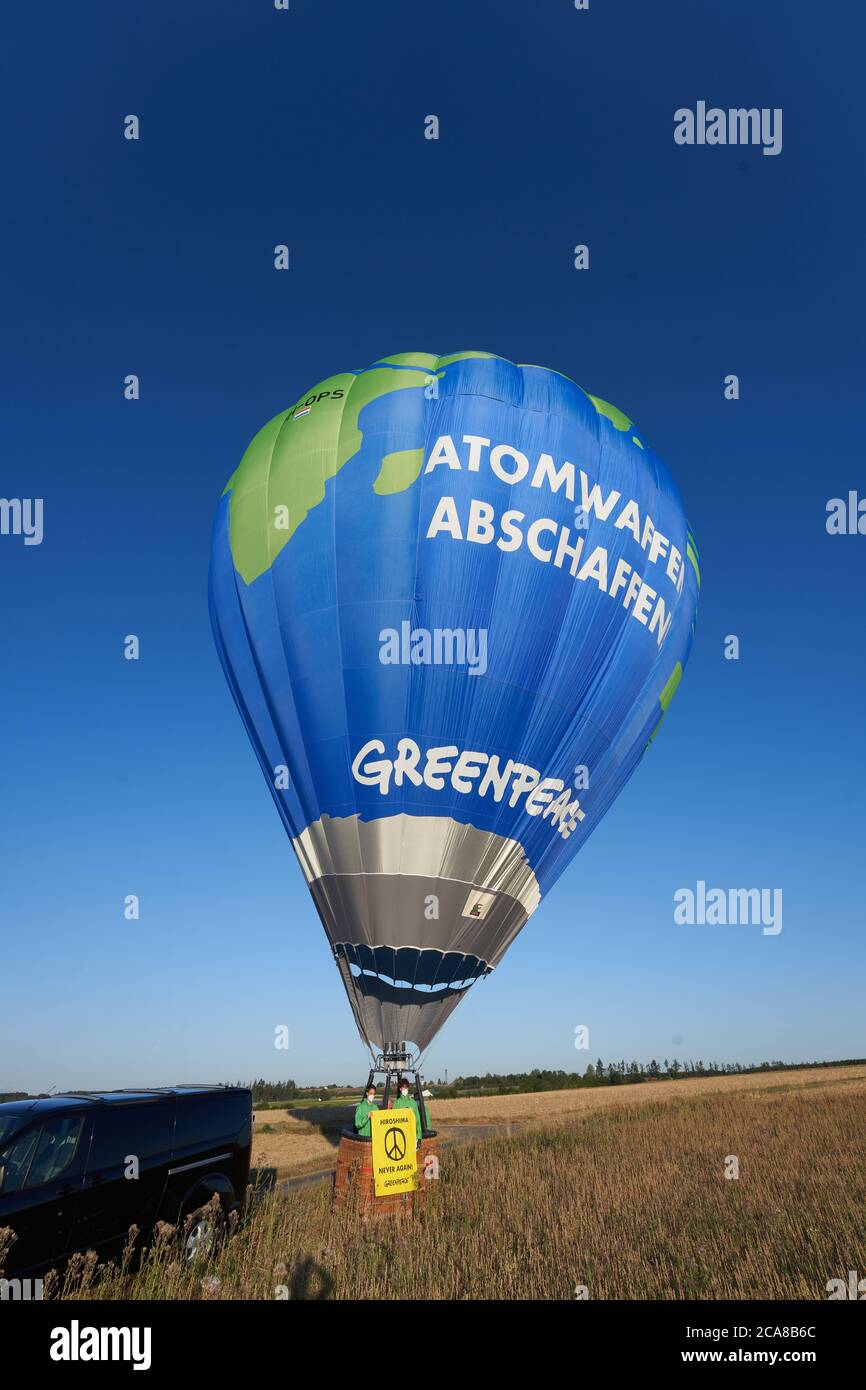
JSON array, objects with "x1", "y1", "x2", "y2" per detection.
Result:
[
  {"x1": 352, "y1": 738, "x2": 586, "y2": 839},
  {"x1": 423, "y1": 434, "x2": 683, "y2": 650}
]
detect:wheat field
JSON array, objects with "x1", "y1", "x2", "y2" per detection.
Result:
[{"x1": 250, "y1": 1063, "x2": 866, "y2": 1181}]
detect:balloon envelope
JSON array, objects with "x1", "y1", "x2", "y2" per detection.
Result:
[{"x1": 209, "y1": 351, "x2": 699, "y2": 1054}]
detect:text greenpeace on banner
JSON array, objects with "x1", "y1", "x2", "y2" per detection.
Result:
[
  {"x1": 371, "y1": 1109, "x2": 417, "y2": 1197},
  {"x1": 423, "y1": 433, "x2": 686, "y2": 651}
]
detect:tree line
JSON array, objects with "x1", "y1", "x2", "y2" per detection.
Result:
[
  {"x1": 439, "y1": 1057, "x2": 866, "y2": 1097},
  {"x1": 7, "y1": 1059, "x2": 864, "y2": 1107}
]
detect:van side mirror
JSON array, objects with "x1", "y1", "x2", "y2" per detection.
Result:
[{"x1": 0, "y1": 1163, "x2": 6, "y2": 1195}]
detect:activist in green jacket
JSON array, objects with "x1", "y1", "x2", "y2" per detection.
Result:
[
  {"x1": 354, "y1": 1087, "x2": 378, "y2": 1138},
  {"x1": 392, "y1": 1084, "x2": 429, "y2": 1144}
]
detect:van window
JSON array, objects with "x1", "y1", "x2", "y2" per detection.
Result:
[
  {"x1": 173, "y1": 1094, "x2": 246, "y2": 1150},
  {"x1": 0, "y1": 1115, "x2": 28, "y2": 1146},
  {"x1": 0, "y1": 1128, "x2": 41, "y2": 1194},
  {"x1": 87, "y1": 1101, "x2": 174, "y2": 1175},
  {"x1": 25, "y1": 1115, "x2": 83, "y2": 1188}
]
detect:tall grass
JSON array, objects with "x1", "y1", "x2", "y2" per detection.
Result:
[{"x1": 22, "y1": 1084, "x2": 866, "y2": 1300}]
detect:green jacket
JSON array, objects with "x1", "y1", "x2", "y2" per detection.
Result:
[
  {"x1": 392, "y1": 1093, "x2": 429, "y2": 1141},
  {"x1": 354, "y1": 1099, "x2": 378, "y2": 1137}
]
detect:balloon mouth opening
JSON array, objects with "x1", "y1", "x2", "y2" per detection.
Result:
[
  {"x1": 349, "y1": 964, "x2": 482, "y2": 993},
  {"x1": 337, "y1": 943, "x2": 491, "y2": 1003}
]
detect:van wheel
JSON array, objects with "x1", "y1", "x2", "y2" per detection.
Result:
[{"x1": 182, "y1": 1203, "x2": 225, "y2": 1263}]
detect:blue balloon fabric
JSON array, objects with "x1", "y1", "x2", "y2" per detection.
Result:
[{"x1": 209, "y1": 351, "x2": 699, "y2": 1054}]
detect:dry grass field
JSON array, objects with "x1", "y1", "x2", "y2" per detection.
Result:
[
  {"x1": 251, "y1": 1063, "x2": 866, "y2": 1181},
  {"x1": 42, "y1": 1064, "x2": 866, "y2": 1300}
]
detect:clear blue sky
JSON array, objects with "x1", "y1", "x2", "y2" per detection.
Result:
[{"x1": 2, "y1": 1, "x2": 864, "y2": 1091}]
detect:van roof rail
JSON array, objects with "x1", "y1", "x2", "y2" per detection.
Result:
[
  {"x1": 55, "y1": 1093, "x2": 109, "y2": 1104},
  {"x1": 173, "y1": 1083, "x2": 237, "y2": 1089},
  {"x1": 49, "y1": 1084, "x2": 247, "y2": 1103}
]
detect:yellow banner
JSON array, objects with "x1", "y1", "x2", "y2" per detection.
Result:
[{"x1": 370, "y1": 1109, "x2": 417, "y2": 1196}]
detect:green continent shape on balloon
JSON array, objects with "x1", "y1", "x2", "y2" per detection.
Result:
[
  {"x1": 580, "y1": 391, "x2": 646, "y2": 450},
  {"x1": 659, "y1": 662, "x2": 683, "y2": 713},
  {"x1": 374, "y1": 448, "x2": 426, "y2": 495},
  {"x1": 585, "y1": 393, "x2": 632, "y2": 432},
  {"x1": 647, "y1": 661, "x2": 684, "y2": 746},
  {"x1": 227, "y1": 368, "x2": 431, "y2": 585},
  {"x1": 225, "y1": 354, "x2": 655, "y2": 586}
]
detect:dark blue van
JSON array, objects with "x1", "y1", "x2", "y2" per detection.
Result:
[{"x1": 0, "y1": 1086, "x2": 252, "y2": 1277}]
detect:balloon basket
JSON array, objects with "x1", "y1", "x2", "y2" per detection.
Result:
[{"x1": 333, "y1": 1130, "x2": 439, "y2": 1218}]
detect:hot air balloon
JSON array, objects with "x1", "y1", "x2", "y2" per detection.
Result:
[{"x1": 209, "y1": 351, "x2": 699, "y2": 1072}]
